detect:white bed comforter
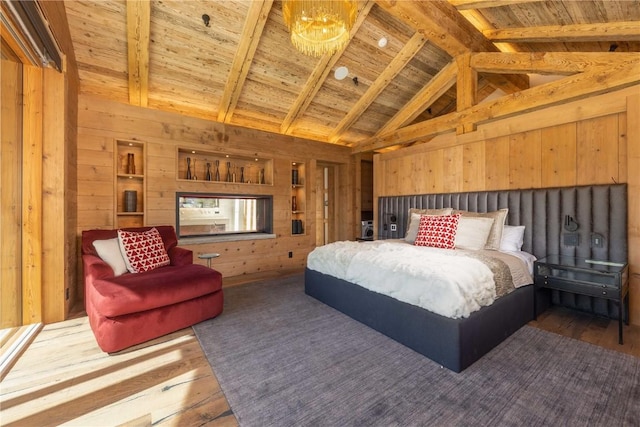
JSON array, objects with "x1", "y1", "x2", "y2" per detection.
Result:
[{"x1": 307, "y1": 240, "x2": 527, "y2": 319}]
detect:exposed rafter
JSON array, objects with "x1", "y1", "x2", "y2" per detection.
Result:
[
  {"x1": 281, "y1": 0, "x2": 374, "y2": 136},
  {"x1": 126, "y1": 0, "x2": 150, "y2": 107},
  {"x1": 353, "y1": 54, "x2": 640, "y2": 152},
  {"x1": 484, "y1": 21, "x2": 640, "y2": 42},
  {"x1": 448, "y1": 0, "x2": 546, "y2": 10},
  {"x1": 376, "y1": 0, "x2": 529, "y2": 94},
  {"x1": 218, "y1": 0, "x2": 273, "y2": 123},
  {"x1": 374, "y1": 61, "x2": 458, "y2": 137}
]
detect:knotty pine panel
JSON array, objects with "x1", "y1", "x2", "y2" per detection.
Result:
[
  {"x1": 462, "y1": 141, "x2": 485, "y2": 192},
  {"x1": 484, "y1": 136, "x2": 510, "y2": 190},
  {"x1": 442, "y1": 145, "x2": 464, "y2": 194},
  {"x1": 42, "y1": 68, "x2": 68, "y2": 323},
  {"x1": 626, "y1": 93, "x2": 639, "y2": 327},
  {"x1": 576, "y1": 114, "x2": 620, "y2": 185},
  {"x1": 1, "y1": 60, "x2": 22, "y2": 328},
  {"x1": 541, "y1": 123, "x2": 577, "y2": 188},
  {"x1": 509, "y1": 130, "x2": 542, "y2": 189}
]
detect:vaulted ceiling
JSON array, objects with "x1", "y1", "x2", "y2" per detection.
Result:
[{"x1": 63, "y1": 0, "x2": 640, "y2": 152}]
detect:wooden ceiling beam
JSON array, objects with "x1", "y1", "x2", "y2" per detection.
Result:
[
  {"x1": 484, "y1": 21, "x2": 640, "y2": 43},
  {"x1": 375, "y1": 61, "x2": 458, "y2": 136},
  {"x1": 352, "y1": 58, "x2": 640, "y2": 153},
  {"x1": 126, "y1": 0, "x2": 150, "y2": 107},
  {"x1": 281, "y1": 0, "x2": 374, "y2": 136},
  {"x1": 449, "y1": 0, "x2": 546, "y2": 10},
  {"x1": 218, "y1": 0, "x2": 273, "y2": 123},
  {"x1": 328, "y1": 31, "x2": 428, "y2": 143},
  {"x1": 471, "y1": 52, "x2": 640, "y2": 75},
  {"x1": 376, "y1": 0, "x2": 529, "y2": 94},
  {"x1": 456, "y1": 53, "x2": 477, "y2": 134}
]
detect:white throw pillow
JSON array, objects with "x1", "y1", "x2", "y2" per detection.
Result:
[
  {"x1": 454, "y1": 217, "x2": 495, "y2": 250},
  {"x1": 453, "y1": 208, "x2": 509, "y2": 250},
  {"x1": 500, "y1": 225, "x2": 526, "y2": 252},
  {"x1": 93, "y1": 238, "x2": 128, "y2": 276}
]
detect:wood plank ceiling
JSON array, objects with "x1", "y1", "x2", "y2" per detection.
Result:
[{"x1": 63, "y1": 0, "x2": 640, "y2": 152}]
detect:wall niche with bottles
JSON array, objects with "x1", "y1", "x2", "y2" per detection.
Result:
[{"x1": 177, "y1": 148, "x2": 273, "y2": 185}]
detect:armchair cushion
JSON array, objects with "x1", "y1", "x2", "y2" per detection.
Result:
[{"x1": 90, "y1": 264, "x2": 222, "y2": 317}]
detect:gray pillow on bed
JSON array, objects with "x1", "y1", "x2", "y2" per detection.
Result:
[{"x1": 405, "y1": 208, "x2": 454, "y2": 243}]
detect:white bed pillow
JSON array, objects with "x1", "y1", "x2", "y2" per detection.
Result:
[
  {"x1": 93, "y1": 238, "x2": 128, "y2": 276},
  {"x1": 453, "y1": 208, "x2": 508, "y2": 250},
  {"x1": 405, "y1": 208, "x2": 453, "y2": 243},
  {"x1": 454, "y1": 217, "x2": 495, "y2": 250},
  {"x1": 500, "y1": 225, "x2": 525, "y2": 252}
]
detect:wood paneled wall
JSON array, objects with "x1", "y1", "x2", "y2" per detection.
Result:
[
  {"x1": 76, "y1": 95, "x2": 354, "y2": 297},
  {"x1": 374, "y1": 86, "x2": 640, "y2": 325}
]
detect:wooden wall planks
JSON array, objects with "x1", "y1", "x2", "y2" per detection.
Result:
[
  {"x1": 0, "y1": 60, "x2": 23, "y2": 328},
  {"x1": 374, "y1": 86, "x2": 640, "y2": 325}
]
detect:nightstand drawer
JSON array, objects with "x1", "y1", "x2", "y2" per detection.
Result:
[{"x1": 539, "y1": 276, "x2": 620, "y2": 299}]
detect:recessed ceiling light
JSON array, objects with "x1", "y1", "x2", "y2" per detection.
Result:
[
  {"x1": 378, "y1": 36, "x2": 387, "y2": 48},
  {"x1": 334, "y1": 66, "x2": 348, "y2": 80}
]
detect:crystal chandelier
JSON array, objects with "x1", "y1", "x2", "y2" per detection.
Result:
[{"x1": 282, "y1": 0, "x2": 357, "y2": 57}]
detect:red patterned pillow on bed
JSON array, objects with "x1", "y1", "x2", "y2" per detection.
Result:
[{"x1": 414, "y1": 214, "x2": 460, "y2": 249}]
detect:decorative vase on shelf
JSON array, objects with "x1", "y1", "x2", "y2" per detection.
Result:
[
  {"x1": 186, "y1": 157, "x2": 192, "y2": 180},
  {"x1": 240, "y1": 167, "x2": 245, "y2": 183},
  {"x1": 127, "y1": 153, "x2": 135, "y2": 174},
  {"x1": 260, "y1": 168, "x2": 265, "y2": 184},
  {"x1": 206, "y1": 163, "x2": 212, "y2": 181},
  {"x1": 226, "y1": 162, "x2": 232, "y2": 182},
  {"x1": 214, "y1": 160, "x2": 220, "y2": 181},
  {"x1": 124, "y1": 190, "x2": 137, "y2": 212},
  {"x1": 192, "y1": 159, "x2": 198, "y2": 180},
  {"x1": 292, "y1": 169, "x2": 298, "y2": 185},
  {"x1": 292, "y1": 195, "x2": 297, "y2": 211}
]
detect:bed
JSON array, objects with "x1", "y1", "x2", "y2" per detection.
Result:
[{"x1": 305, "y1": 184, "x2": 628, "y2": 372}]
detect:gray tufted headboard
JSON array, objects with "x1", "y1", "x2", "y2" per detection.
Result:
[{"x1": 378, "y1": 184, "x2": 628, "y2": 263}]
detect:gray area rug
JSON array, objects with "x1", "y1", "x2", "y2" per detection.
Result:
[{"x1": 193, "y1": 274, "x2": 640, "y2": 426}]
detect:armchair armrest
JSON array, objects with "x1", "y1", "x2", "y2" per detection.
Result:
[
  {"x1": 169, "y1": 246, "x2": 193, "y2": 266},
  {"x1": 82, "y1": 254, "x2": 117, "y2": 281}
]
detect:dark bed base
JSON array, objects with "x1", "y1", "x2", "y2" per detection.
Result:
[{"x1": 305, "y1": 268, "x2": 534, "y2": 373}]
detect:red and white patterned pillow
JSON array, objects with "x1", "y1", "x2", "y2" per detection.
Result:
[
  {"x1": 117, "y1": 227, "x2": 170, "y2": 273},
  {"x1": 414, "y1": 214, "x2": 460, "y2": 249}
]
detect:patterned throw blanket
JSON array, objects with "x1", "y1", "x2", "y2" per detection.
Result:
[
  {"x1": 307, "y1": 240, "x2": 531, "y2": 319},
  {"x1": 464, "y1": 251, "x2": 514, "y2": 299}
]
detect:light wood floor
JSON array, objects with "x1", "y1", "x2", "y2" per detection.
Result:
[{"x1": 1, "y1": 271, "x2": 639, "y2": 426}]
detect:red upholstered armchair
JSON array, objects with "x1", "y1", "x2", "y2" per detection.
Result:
[{"x1": 81, "y1": 225, "x2": 223, "y2": 353}]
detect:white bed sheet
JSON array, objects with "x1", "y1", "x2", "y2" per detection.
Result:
[{"x1": 306, "y1": 240, "x2": 534, "y2": 319}]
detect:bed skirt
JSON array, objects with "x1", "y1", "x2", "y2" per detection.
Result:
[{"x1": 304, "y1": 268, "x2": 535, "y2": 373}]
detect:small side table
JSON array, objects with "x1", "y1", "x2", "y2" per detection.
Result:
[
  {"x1": 534, "y1": 255, "x2": 629, "y2": 344},
  {"x1": 198, "y1": 253, "x2": 220, "y2": 269}
]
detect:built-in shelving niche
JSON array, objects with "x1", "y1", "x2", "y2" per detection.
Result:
[{"x1": 177, "y1": 148, "x2": 273, "y2": 185}]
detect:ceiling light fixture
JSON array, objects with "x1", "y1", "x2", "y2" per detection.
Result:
[
  {"x1": 334, "y1": 66, "x2": 349, "y2": 80},
  {"x1": 282, "y1": 0, "x2": 357, "y2": 57},
  {"x1": 377, "y1": 36, "x2": 387, "y2": 48}
]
